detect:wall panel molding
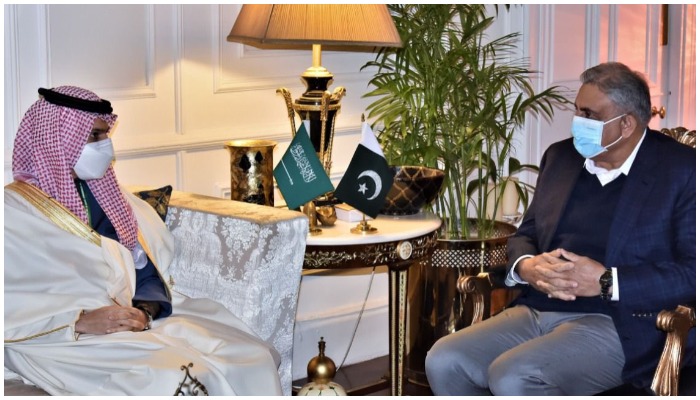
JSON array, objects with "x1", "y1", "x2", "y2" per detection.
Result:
[
  {"x1": 174, "y1": 5, "x2": 185, "y2": 134},
  {"x1": 115, "y1": 124, "x2": 359, "y2": 160},
  {"x1": 46, "y1": 4, "x2": 157, "y2": 100},
  {"x1": 5, "y1": 5, "x2": 21, "y2": 138},
  {"x1": 38, "y1": 5, "x2": 50, "y2": 87}
]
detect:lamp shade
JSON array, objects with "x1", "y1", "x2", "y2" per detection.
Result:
[{"x1": 227, "y1": 4, "x2": 401, "y2": 47}]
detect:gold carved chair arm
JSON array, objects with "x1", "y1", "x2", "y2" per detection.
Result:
[
  {"x1": 659, "y1": 127, "x2": 696, "y2": 149},
  {"x1": 457, "y1": 272, "x2": 493, "y2": 326},
  {"x1": 456, "y1": 264, "x2": 509, "y2": 325},
  {"x1": 651, "y1": 305, "x2": 696, "y2": 396}
]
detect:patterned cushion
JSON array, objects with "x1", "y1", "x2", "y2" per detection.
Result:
[{"x1": 134, "y1": 185, "x2": 172, "y2": 221}]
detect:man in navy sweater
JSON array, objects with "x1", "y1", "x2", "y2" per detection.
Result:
[{"x1": 425, "y1": 62, "x2": 695, "y2": 395}]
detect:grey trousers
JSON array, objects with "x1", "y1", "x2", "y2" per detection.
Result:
[{"x1": 425, "y1": 305, "x2": 626, "y2": 395}]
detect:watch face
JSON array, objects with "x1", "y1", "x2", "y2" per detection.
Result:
[
  {"x1": 396, "y1": 241, "x2": 413, "y2": 260},
  {"x1": 599, "y1": 270, "x2": 613, "y2": 300},
  {"x1": 599, "y1": 270, "x2": 613, "y2": 284}
]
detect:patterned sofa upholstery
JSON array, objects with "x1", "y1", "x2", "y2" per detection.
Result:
[{"x1": 4, "y1": 189, "x2": 309, "y2": 396}]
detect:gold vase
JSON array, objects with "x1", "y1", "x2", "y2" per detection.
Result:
[{"x1": 225, "y1": 140, "x2": 276, "y2": 206}]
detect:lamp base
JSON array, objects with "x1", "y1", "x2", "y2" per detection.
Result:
[
  {"x1": 292, "y1": 76, "x2": 345, "y2": 157},
  {"x1": 278, "y1": 77, "x2": 345, "y2": 171}
]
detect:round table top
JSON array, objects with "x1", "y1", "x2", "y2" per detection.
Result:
[{"x1": 305, "y1": 212, "x2": 442, "y2": 246}]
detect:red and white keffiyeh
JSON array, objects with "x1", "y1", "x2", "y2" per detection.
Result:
[{"x1": 12, "y1": 86, "x2": 138, "y2": 250}]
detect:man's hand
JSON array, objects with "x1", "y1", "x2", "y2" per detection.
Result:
[
  {"x1": 517, "y1": 248, "x2": 578, "y2": 300},
  {"x1": 531, "y1": 248, "x2": 607, "y2": 301},
  {"x1": 75, "y1": 305, "x2": 149, "y2": 335}
]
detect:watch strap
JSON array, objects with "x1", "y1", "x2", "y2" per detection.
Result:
[
  {"x1": 135, "y1": 304, "x2": 153, "y2": 330},
  {"x1": 599, "y1": 269, "x2": 613, "y2": 301}
]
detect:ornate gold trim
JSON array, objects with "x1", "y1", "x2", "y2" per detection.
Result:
[
  {"x1": 304, "y1": 231, "x2": 438, "y2": 269},
  {"x1": 4, "y1": 324, "x2": 70, "y2": 343},
  {"x1": 6, "y1": 181, "x2": 100, "y2": 246}
]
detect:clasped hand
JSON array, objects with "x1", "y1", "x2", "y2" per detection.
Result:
[
  {"x1": 518, "y1": 248, "x2": 606, "y2": 301},
  {"x1": 75, "y1": 305, "x2": 148, "y2": 335}
]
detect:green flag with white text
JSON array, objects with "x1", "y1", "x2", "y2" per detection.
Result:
[{"x1": 274, "y1": 123, "x2": 333, "y2": 210}]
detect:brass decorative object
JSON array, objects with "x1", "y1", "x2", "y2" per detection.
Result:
[
  {"x1": 651, "y1": 105, "x2": 666, "y2": 119},
  {"x1": 307, "y1": 337, "x2": 336, "y2": 384},
  {"x1": 303, "y1": 201, "x2": 322, "y2": 236},
  {"x1": 225, "y1": 140, "x2": 276, "y2": 206},
  {"x1": 350, "y1": 215, "x2": 378, "y2": 235},
  {"x1": 297, "y1": 337, "x2": 347, "y2": 396},
  {"x1": 316, "y1": 205, "x2": 337, "y2": 226},
  {"x1": 227, "y1": 4, "x2": 401, "y2": 178}
]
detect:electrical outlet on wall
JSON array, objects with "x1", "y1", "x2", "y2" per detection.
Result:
[{"x1": 214, "y1": 183, "x2": 231, "y2": 199}]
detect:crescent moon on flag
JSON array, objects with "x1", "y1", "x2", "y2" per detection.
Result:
[{"x1": 358, "y1": 170, "x2": 382, "y2": 200}]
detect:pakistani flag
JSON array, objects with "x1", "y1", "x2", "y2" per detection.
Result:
[
  {"x1": 274, "y1": 123, "x2": 334, "y2": 210},
  {"x1": 334, "y1": 122, "x2": 393, "y2": 218}
]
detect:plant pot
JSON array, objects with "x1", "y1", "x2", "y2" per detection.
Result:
[
  {"x1": 380, "y1": 166, "x2": 445, "y2": 216},
  {"x1": 404, "y1": 220, "x2": 516, "y2": 386}
]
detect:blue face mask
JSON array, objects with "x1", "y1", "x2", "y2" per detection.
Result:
[{"x1": 571, "y1": 114, "x2": 626, "y2": 158}]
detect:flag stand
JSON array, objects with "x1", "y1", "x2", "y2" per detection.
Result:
[
  {"x1": 351, "y1": 214, "x2": 378, "y2": 235},
  {"x1": 303, "y1": 201, "x2": 323, "y2": 236}
]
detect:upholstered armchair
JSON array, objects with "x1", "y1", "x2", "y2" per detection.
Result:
[
  {"x1": 457, "y1": 128, "x2": 696, "y2": 396},
  {"x1": 164, "y1": 190, "x2": 309, "y2": 396},
  {"x1": 4, "y1": 189, "x2": 309, "y2": 396},
  {"x1": 459, "y1": 268, "x2": 696, "y2": 395}
]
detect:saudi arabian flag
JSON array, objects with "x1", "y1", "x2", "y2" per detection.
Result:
[
  {"x1": 334, "y1": 122, "x2": 393, "y2": 218},
  {"x1": 274, "y1": 122, "x2": 333, "y2": 210}
]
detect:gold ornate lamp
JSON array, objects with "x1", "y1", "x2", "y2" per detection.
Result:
[{"x1": 226, "y1": 4, "x2": 401, "y2": 174}]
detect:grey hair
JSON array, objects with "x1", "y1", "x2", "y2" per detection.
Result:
[{"x1": 580, "y1": 62, "x2": 652, "y2": 125}]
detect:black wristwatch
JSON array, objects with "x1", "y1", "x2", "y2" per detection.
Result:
[
  {"x1": 599, "y1": 269, "x2": 613, "y2": 301},
  {"x1": 136, "y1": 304, "x2": 153, "y2": 330}
]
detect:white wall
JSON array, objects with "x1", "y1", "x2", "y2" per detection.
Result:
[{"x1": 4, "y1": 4, "x2": 695, "y2": 382}]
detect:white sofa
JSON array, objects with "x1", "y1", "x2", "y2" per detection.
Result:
[{"x1": 4, "y1": 189, "x2": 309, "y2": 395}]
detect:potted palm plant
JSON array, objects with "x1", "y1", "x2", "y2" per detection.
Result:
[
  {"x1": 364, "y1": 4, "x2": 567, "y2": 237},
  {"x1": 361, "y1": 4, "x2": 568, "y2": 384}
]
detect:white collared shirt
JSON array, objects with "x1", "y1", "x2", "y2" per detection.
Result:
[
  {"x1": 505, "y1": 130, "x2": 648, "y2": 301},
  {"x1": 584, "y1": 130, "x2": 647, "y2": 186}
]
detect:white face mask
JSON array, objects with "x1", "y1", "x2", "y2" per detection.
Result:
[{"x1": 73, "y1": 138, "x2": 114, "y2": 180}]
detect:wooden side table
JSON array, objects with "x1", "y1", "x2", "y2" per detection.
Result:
[{"x1": 303, "y1": 212, "x2": 441, "y2": 396}]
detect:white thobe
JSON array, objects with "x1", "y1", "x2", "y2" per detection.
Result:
[{"x1": 4, "y1": 185, "x2": 282, "y2": 395}]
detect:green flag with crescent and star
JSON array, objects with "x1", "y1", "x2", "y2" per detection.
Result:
[
  {"x1": 274, "y1": 122, "x2": 334, "y2": 210},
  {"x1": 334, "y1": 122, "x2": 393, "y2": 218}
]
